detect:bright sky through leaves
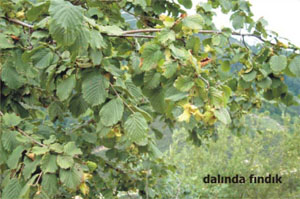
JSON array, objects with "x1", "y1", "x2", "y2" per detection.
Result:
[{"x1": 190, "y1": 0, "x2": 300, "y2": 46}]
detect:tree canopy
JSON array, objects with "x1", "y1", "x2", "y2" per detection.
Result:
[{"x1": 0, "y1": 0, "x2": 300, "y2": 198}]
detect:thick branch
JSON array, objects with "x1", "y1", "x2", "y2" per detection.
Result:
[
  {"x1": 3, "y1": 17, "x2": 34, "y2": 29},
  {"x1": 2, "y1": 17, "x2": 284, "y2": 45},
  {"x1": 108, "y1": 34, "x2": 155, "y2": 38}
]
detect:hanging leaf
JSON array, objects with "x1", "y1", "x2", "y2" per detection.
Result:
[
  {"x1": 141, "y1": 44, "x2": 164, "y2": 71},
  {"x1": 182, "y1": 14, "x2": 203, "y2": 29},
  {"x1": 2, "y1": 113, "x2": 22, "y2": 127},
  {"x1": 59, "y1": 165, "x2": 83, "y2": 189},
  {"x1": 99, "y1": 98, "x2": 124, "y2": 127},
  {"x1": 69, "y1": 94, "x2": 89, "y2": 117},
  {"x1": 48, "y1": 101, "x2": 64, "y2": 121},
  {"x1": 178, "y1": 0, "x2": 192, "y2": 9},
  {"x1": 270, "y1": 55, "x2": 287, "y2": 72},
  {"x1": 41, "y1": 174, "x2": 58, "y2": 196},
  {"x1": 214, "y1": 108, "x2": 231, "y2": 124},
  {"x1": 157, "y1": 29, "x2": 175, "y2": 43},
  {"x1": 56, "y1": 75, "x2": 76, "y2": 101},
  {"x1": 64, "y1": 142, "x2": 83, "y2": 156},
  {"x1": 124, "y1": 113, "x2": 148, "y2": 145},
  {"x1": 242, "y1": 70, "x2": 257, "y2": 82},
  {"x1": 289, "y1": 56, "x2": 300, "y2": 77},
  {"x1": 174, "y1": 75, "x2": 194, "y2": 92},
  {"x1": 41, "y1": 154, "x2": 58, "y2": 173},
  {"x1": 31, "y1": 48, "x2": 54, "y2": 69},
  {"x1": 49, "y1": 0, "x2": 84, "y2": 46},
  {"x1": 0, "y1": 33, "x2": 15, "y2": 49},
  {"x1": 7, "y1": 145, "x2": 25, "y2": 169},
  {"x1": 2, "y1": 178, "x2": 22, "y2": 199},
  {"x1": 1, "y1": 63, "x2": 25, "y2": 89},
  {"x1": 82, "y1": 72, "x2": 109, "y2": 106},
  {"x1": 1, "y1": 130, "x2": 19, "y2": 152},
  {"x1": 57, "y1": 155, "x2": 74, "y2": 169}
]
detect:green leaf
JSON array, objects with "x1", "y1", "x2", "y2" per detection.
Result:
[
  {"x1": 1, "y1": 63, "x2": 25, "y2": 89},
  {"x1": 221, "y1": 60, "x2": 230, "y2": 72},
  {"x1": 124, "y1": 113, "x2": 148, "y2": 145},
  {"x1": 174, "y1": 76, "x2": 194, "y2": 92},
  {"x1": 214, "y1": 108, "x2": 231, "y2": 124},
  {"x1": 269, "y1": 55, "x2": 287, "y2": 72},
  {"x1": 69, "y1": 94, "x2": 89, "y2": 117},
  {"x1": 130, "y1": 106, "x2": 153, "y2": 122},
  {"x1": 145, "y1": 88, "x2": 166, "y2": 113},
  {"x1": 41, "y1": 154, "x2": 58, "y2": 173},
  {"x1": 257, "y1": 77, "x2": 272, "y2": 89},
  {"x1": 32, "y1": 146, "x2": 50, "y2": 155},
  {"x1": 242, "y1": 70, "x2": 257, "y2": 82},
  {"x1": 162, "y1": 62, "x2": 178, "y2": 78},
  {"x1": 19, "y1": 174, "x2": 39, "y2": 198},
  {"x1": 7, "y1": 145, "x2": 25, "y2": 169},
  {"x1": 141, "y1": 44, "x2": 164, "y2": 71},
  {"x1": 49, "y1": 0, "x2": 84, "y2": 46},
  {"x1": 144, "y1": 70, "x2": 161, "y2": 89},
  {"x1": 82, "y1": 72, "x2": 109, "y2": 106},
  {"x1": 99, "y1": 98, "x2": 124, "y2": 127},
  {"x1": 90, "y1": 48, "x2": 103, "y2": 65},
  {"x1": 178, "y1": 0, "x2": 192, "y2": 9},
  {"x1": 2, "y1": 178, "x2": 22, "y2": 199},
  {"x1": 169, "y1": 44, "x2": 187, "y2": 60},
  {"x1": 166, "y1": 91, "x2": 188, "y2": 102},
  {"x1": 289, "y1": 56, "x2": 300, "y2": 77},
  {"x1": 133, "y1": 0, "x2": 147, "y2": 9},
  {"x1": 59, "y1": 165, "x2": 83, "y2": 190},
  {"x1": 48, "y1": 101, "x2": 64, "y2": 121},
  {"x1": 125, "y1": 81, "x2": 144, "y2": 102},
  {"x1": 41, "y1": 174, "x2": 58, "y2": 196},
  {"x1": 182, "y1": 14, "x2": 203, "y2": 29},
  {"x1": 231, "y1": 14, "x2": 244, "y2": 29},
  {"x1": 100, "y1": 25, "x2": 123, "y2": 35},
  {"x1": 50, "y1": 143, "x2": 64, "y2": 153},
  {"x1": 31, "y1": 48, "x2": 54, "y2": 69},
  {"x1": 23, "y1": 157, "x2": 41, "y2": 180},
  {"x1": 1, "y1": 130, "x2": 19, "y2": 152},
  {"x1": 2, "y1": 113, "x2": 22, "y2": 127},
  {"x1": 64, "y1": 142, "x2": 83, "y2": 156},
  {"x1": 49, "y1": 0, "x2": 83, "y2": 28},
  {"x1": 57, "y1": 155, "x2": 74, "y2": 169},
  {"x1": 56, "y1": 75, "x2": 76, "y2": 101},
  {"x1": 90, "y1": 30, "x2": 106, "y2": 49},
  {"x1": 0, "y1": 33, "x2": 14, "y2": 49},
  {"x1": 157, "y1": 29, "x2": 175, "y2": 43},
  {"x1": 27, "y1": 2, "x2": 49, "y2": 21}
]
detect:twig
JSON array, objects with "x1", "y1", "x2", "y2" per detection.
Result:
[
  {"x1": 109, "y1": 82, "x2": 135, "y2": 113},
  {"x1": 198, "y1": 75, "x2": 210, "y2": 89},
  {"x1": 17, "y1": 128, "x2": 47, "y2": 147},
  {"x1": 2, "y1": 17, "x2": 34, "y2": 29},
  {"x1": 242, "y1": 35, "x2": 249, "y2": 50},
  {"x1": 3, "y1": 17, "x2": 298, "y2": 49},
  {"x1": 33, "y1": 172, "x2": 43, "y2": 186},
  {"x1": 0, "y1": 111, "x2": 47, "y2": 147},
  {"x1": 108, "y1": 34, "x2": 155, "y2": 38}
]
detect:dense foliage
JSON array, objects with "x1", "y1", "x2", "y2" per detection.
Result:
[{"x1": 0, "y1": 0, "x2": 300, "y2": 198}]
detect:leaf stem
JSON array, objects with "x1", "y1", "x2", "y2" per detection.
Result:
[{"x1": 109, "y1": 82, "x2": 135, "y2": 114}]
